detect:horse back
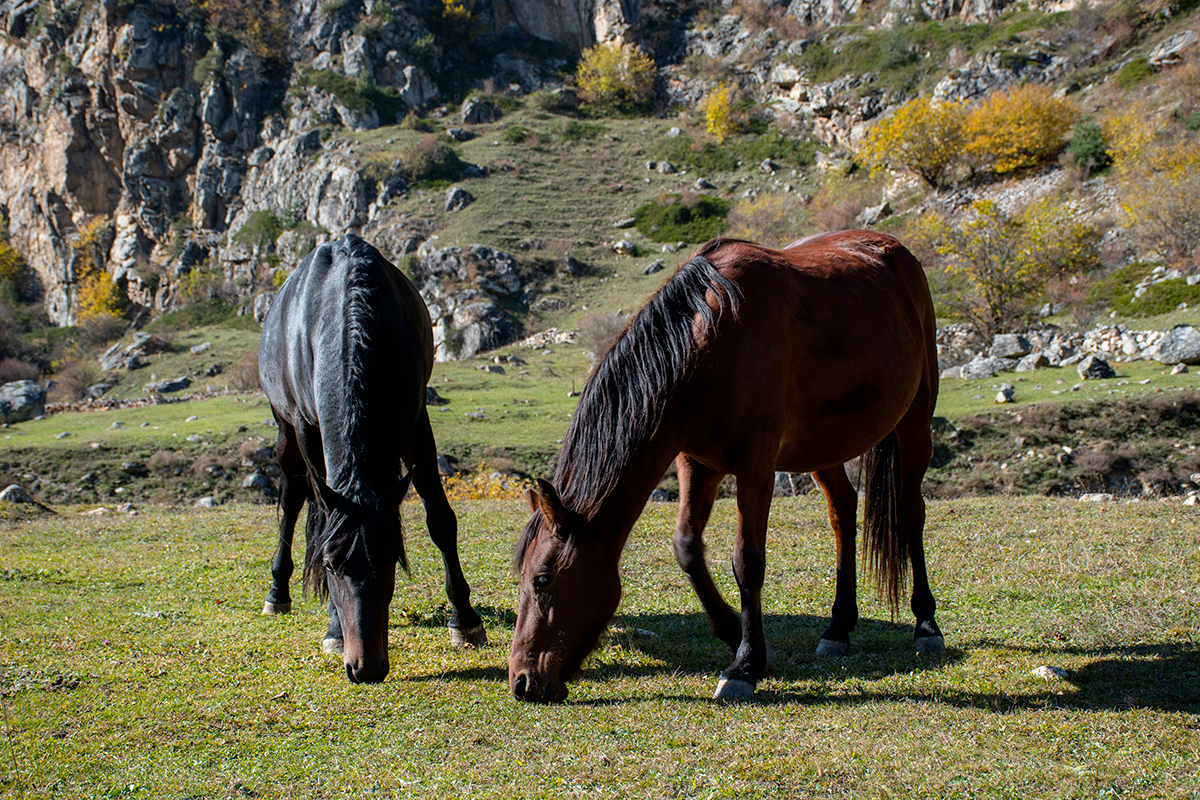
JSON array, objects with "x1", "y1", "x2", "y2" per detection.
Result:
[
  {"x1": 688, "y1": 231, "x2": 938, "y2": 472},
  {"x1": 259, "y1": 234, "x2": 432, "y2": 496}
]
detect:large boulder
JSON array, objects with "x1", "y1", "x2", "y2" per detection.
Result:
[
  {"x1": 1077, "y1": 354, "x2": 1116, "y2": 380},
  {"x1": 1154, "y1": 325, "x2": 1200, "y2": 365},
  {"x1": 0, "y1": 380, "x2": 44, "y2": 423},
  {"x1": 991, "y1": 333, "x2": 1032, "y2": 359}
]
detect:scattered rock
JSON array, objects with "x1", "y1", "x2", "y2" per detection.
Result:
[
  {"x1": 461, "y1": 96, "x2": 498, "y2": 125},
  {"x1": 649, "y1": 489, "x2": 671, "y2": 502},
  {"x1": 1077, "y1": 354, "x2": 1116, "y2": 380},
  {"x1": 444, "y1": 186, "x2": 474, "y2": 212},
  {"x1": 656, "y1": 161, "x2": 677, "y2": 174},
  {"x1": 194, "y1": 497, "x2": 217, "y2": 508},
  {"x1": 0, "y1": 380, "x2": 45, "y2": 424},
  {"x1": 994, "y1": 384, "x2": 1014, "y2": 404},
  {"x1": 122, "y1": 462, "x2": 149, "y2": 478},
  {"x1": 1016, "y1": 352, "x2": 1050, "y2": 372},
  {"x1": 1079, "y1": 493, "x2": 1114, "y2": 502},
  {"x1": 426, "y1": 386, "x2": 447, "y2": 406},
  {"x1": 643, "y1": 259, "x2": 666, "y2": 275},
  {"x1": 612, "y1": 217, "x2": 636, "y2": 229},
  {"x1": 190, "y1": 342, "x2": 211, "y2": 354},
  {"x1": 1172, "y1": 363, "x2": 1189, "y2": 375},
  {"x1": 1031, "y1": 665, "x2": 1069, "y2": 680},
  {"x1": 0, "y1": 484, "x2": 34, "y2": 504},
  {"x1": 854, "y1": 201, "x2": 892, "y2": 227},
  {"x1": 242, "y1": 473, "x2": 274, "y2": 491},
  {"x1": 1154, "y1": 325, "x2": 1200, "y2": 365},
  {"x1": 991, "y1": 334, "x2": 1033, "y2": 359},
  {"x1": 143, "y1": 377, "x2": 192, "y2": 394},
  {"x1": 1148, "y1": 30, "x2": 1197, "y2": 68},
  {"x1": 693, "y1": 178, "x2": 716, "y2": 190},
  {"x1": 613, "y1": 240, "x2": 637, "y2": 257},
  {"x1": 446, "y1": 127, "x2": 473, "y2": 142}
]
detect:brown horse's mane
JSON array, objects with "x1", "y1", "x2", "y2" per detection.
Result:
[{"x1": 555, "y1": 238, "x2": 743, "y2": 518}]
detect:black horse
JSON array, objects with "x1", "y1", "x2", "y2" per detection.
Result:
[{"x1": 258, "y1": 233, "x2": 486, "y2": 683}]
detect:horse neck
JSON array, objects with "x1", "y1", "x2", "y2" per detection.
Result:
[{"x1": 581, "y1": 423, "x2": 682, "y2": 553}]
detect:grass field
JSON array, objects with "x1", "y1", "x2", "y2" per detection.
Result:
[{"x1": 2, "y1": 496, "x2": 1197, "y2": 798}]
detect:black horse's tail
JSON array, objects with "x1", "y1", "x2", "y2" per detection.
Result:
[{"x1": 861, "y1": 430, "x2": 908, "y2": 617}]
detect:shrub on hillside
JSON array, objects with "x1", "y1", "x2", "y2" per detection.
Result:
[
  {"x1": 963, "y1": 85, "x2": 1079, "y2": 176},
  {"x1": 79, "y1": 313, "x2": 125, "y2": 348},
  {"x1": 397, "y1": 134, "x2": 464, "y2": 184},
  {"x1": 52, "y1": 358, "x2": 100, "y2": 402},
  {"x1": 918, "y1": 198, "x2": 1101, "y2": 335},
  {"x1": 633, "y1": 193, "x2": 731, "y2": 243},
  {"x1": 700, "y1": 83, "x2": 736, "y2": 143},
  {"x1": 229, "y1": 351, "x2": 261, "y2": 391},
  {"x1": 1068, "y1": 119, "x2": 1112, "y2": 173},
  {"x1": 0, "y1": 358, "x2": 38, "y2": 384},
  {"x1": 859, "y1": 96, "x2": 968, "y2": 188},
  {"x1": 199, "y1": 0, "x2": 288, "y2": 62},
  {"x1": 579, "y1": 312, "x2": 626, "y2": 357},
  {"x1": 724, "y1": 194, "x2": 806, "y2": 248},
  {"x1": 576, "y1": 42, "x2": 656, "y2": 111},
  {"x1": 1116, "y1": 57, "x2": 1154, "y2": 88},
  {"x1": 1114, "y1": 138, "x2": 1200, "y2": 268}
]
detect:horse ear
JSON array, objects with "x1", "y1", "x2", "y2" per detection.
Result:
[
  {"x1": 534, "y1": 478, "x2": 569, "y2": 530},
  {"x1": 526, "y1": 486, "x2": 539, "y2": 514}
]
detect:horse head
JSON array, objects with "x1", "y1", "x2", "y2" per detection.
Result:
[
  {"x1": 310, "y1": 471, "x2": 412, "y2": 684},
  {"x1": 508, "y1": 479, "x2": 622, "y2": 703}
]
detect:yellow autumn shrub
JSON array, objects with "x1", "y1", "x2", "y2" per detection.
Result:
[
  {"x1": 576, "y1": 42, "x2": 656, "y2": 110},
  {"x1": 72, "y1": 216, "x2": 122, "y2": 323},
  {"x1": 963, "y1": 85, "x2": 1079, "y2": 175},
  {"x1": 858, "y1": 96, "x2": 969, "y2": 189},
  {"x1": 700, "y1": 82, "x2": 736, "y2": 143}
]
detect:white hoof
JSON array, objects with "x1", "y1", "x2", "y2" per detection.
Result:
[
  {"x1": 915, "y1": 635, "x2": 945, "y2": 653},
  {"x1": 815, "y1": 638, "x2": 849, "y2": 657},
  {"x1": 321, "y1": 637, "x2": 344, "y2": 656},
  {"x1": 449, "y1": 624, "x2": 488, "y2": 649},
  {"x1": 713, "y1": 677, "x2": 756, "y2": 700},
  {"x1": 261, "y1": 601, "x2": 291, "y2": 615}
]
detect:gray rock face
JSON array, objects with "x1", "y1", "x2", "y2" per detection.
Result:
[
  {"x1": 1077, "y1": 354, "x2": 1116, "y2": 380},
  {"x1": 0, "y1": 484, "x2": 35, "y2": 505},
  {"x1": 415, "y1": 245, "x2": 526, "y2": 361},
  {"x1": 1148, "y1": 30, "x2": 1197, "y2": 68},
  {"x1": 1154, "y1": 325, "x2": 1200, "y2": 365},
  {"x1": 0, "y1": 380, "x2": 45, "y2": 423},
  {"x1": 143, "y1": 376, "x2": 192, "y2": 394}
]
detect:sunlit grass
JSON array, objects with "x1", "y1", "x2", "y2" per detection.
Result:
[{"x1": 1, "y1": 496, "x2": 1196, "y2": 797}]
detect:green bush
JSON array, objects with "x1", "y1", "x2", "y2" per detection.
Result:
[
  {"x1": 561, "y1": 120, "x2": 605, "y2": 141},
  {"x1": 396, "y1": 134, "x2": 464, "y2": 185},
  {"x1": 1069, "y1": 119, "x2": 1112, "y2": 172},
  {"x1": 233, "y1": 210, "x2": 285, "y2": 249},
  {"x1": 1114, "y1": 278, "x2": 1200, "y2": 317},
  {"x1": 633, "y1": 195, "x2": 731, "y2": 243},
  {"x1": 1185, "y1": 107, "x2": 1200, "y2": 132},
  {"x1": 655, "y1": 129, "x2": 814, "y2": 175},
  {"x1": 1116, "y1": 57, "x2": 1153, "y2": 88}
]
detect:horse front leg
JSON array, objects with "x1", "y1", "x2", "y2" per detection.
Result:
[
  {"x1": 812, "y1": 466, "x2": 860, "y2": 656},
  {"x1": 714, "y1": 467, "x2": 775, "y2": 700},
  {"x1": 672, "y1": 455, "x2": 740, "y2": 651},
  {"x1": 411, "y1": 407, "x2": 486, "y2": 648},
  {"x1": 263, "y1": 417, "x2": 307, "y2": 615}
]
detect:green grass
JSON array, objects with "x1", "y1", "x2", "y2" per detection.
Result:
[
  {"x1": 934, "y1": 359, "x2": 1200, "y2": 418},
  {"x1": 1, "y1": 496, "x2": 1197, "y2": 796}
]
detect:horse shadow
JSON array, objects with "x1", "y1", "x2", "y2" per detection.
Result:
[{"x1": 394, "y1": 607, "x2": 1199, "y2": 714}]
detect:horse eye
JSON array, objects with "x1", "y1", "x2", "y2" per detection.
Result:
[{"x1": 532, "y1": 573, "x2": 555, "y2": 591}]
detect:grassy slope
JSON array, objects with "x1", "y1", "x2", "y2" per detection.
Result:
[{"x1": 2, "y1": 496, "x2": 1197, "y2": 797}]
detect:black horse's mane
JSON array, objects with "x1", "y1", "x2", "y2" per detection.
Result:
[
  {"x1": 302, "y1": 234, "x2": 408, "y2": 596},
  {"x1": 556, "y1": 238, "x2": 742, "y2": 518}
]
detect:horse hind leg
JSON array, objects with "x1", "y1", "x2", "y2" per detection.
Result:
[
  {"x1": 812, "y1": 465, "x2": 860, "y2": 657},
  {"x1": 410, "y1": 407, "x2": 486, "y2": 648},
  {"x1": 263, "y1": 416, "x2": 308, "y2": 615},
  {"x1": 895, "y1": 408, "x2": 943, "y2": 653}
]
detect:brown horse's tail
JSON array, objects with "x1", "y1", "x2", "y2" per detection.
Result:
[{"x1": 861, "y1": 430, "x2": 908, "y2": 618}]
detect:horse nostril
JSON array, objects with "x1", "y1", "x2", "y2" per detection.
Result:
[
  {"x1": 513, "y1": 673, "x2": 528, "y2": 700},
  {"x1": 345, "y1": 663, "x2": 359, "y2": 683}
]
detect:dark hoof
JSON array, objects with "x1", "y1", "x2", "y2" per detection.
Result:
[
  {"x1": 915, "y1": 635, "x2": 945, "y2": 653},
  {"x1": 713, "y1": 677, "x2": 756, "y2": 700},
  {"x1": 262, "y1": 601, "x2": 291, "y2": 615},
  {"x1": 321, "y1": 637, "x2": 344, "y2": 656},
  {"x1": 449, "y1": 624, "x2": 488, "y2": 649},
  {"x1": 816, "y1": 638, "x2": 849, "y2": 657}
]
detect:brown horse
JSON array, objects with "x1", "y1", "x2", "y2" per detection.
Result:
[
  {"x1": 259, "y1": 233, "x2": 486, "y2": 683},
  {"x1": 509, "y1": 230, "x2": 943, "y2": 702}
]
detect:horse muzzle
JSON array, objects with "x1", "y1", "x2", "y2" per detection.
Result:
[
  {"x1": 345, "y1": 654, "x2": 390, "y2": 684},
  {"x1": 510, "y1": 669, "x2": 568, "y2": 703}
]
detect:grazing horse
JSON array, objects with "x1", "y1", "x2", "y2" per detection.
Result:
[
  {"x1": 509, "y1": 230, "x2": 943, "y2": 702},
  {"x1": 259, "y1": 233, "x2": 486, "y2": 684}
]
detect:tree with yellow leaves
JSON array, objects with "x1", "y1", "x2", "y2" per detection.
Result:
[
  {"x1": 858, "y1": 96, "x2": 968, "y2": 189},
  {"x1": 963, "y1": 85, "x2": 1079, "y2": 176},
  {"x1": 72, "y1": 216, "x2": 123, "y2": 324},
  {"x1": 576, "y1": 42, "x2": 656, "y2": 111},
  {"x1": 700, "y1": 83, "x2": 736, "y2": 143},
  {"x1": 922, "y1": 198, "x2": 1099, "y2": 335}
]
